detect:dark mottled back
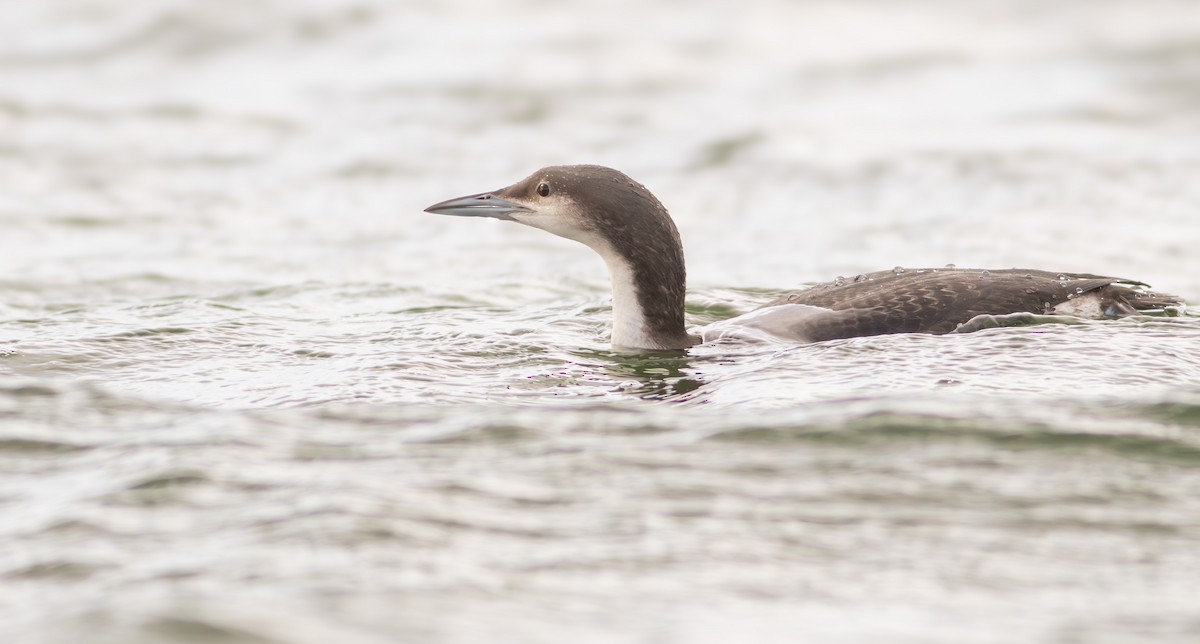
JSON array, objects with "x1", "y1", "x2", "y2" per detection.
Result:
[{"x1": 762, "y1": 268, "x2": 1179, "y2": 342}]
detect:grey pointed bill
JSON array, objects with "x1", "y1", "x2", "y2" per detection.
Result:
[{"x1": 424, "y1": 191, "x2": 531, "y2": 221}]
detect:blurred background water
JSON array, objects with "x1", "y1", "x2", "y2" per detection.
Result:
[{"x1": 3, "y1": 1, "x2": 1200, "y2": 642}]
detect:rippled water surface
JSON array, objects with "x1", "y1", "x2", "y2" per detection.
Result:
[{"x1": 3, "y1": 1, "x2": 1200, "y2": 642}]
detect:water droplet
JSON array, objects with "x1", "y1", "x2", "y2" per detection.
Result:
[
  {"x1": 1025, "y1": 287, "x2": 1037, "y2": 294},
  {"x1": 1043, "y1": 302, "x2": 1051, "y2": 309},
  {"x1": 853, "y1": 274, "x2": 867, "y2": 283},
  {"x1": 893, "y1": 266, "x2": 905, "y2": 274},
  {"x1": 981, "y1": 270, "x2": 991, "y2": 276},
  {"x1": 1075, "y1": 287, "x2": 1083, "y2": 294},
  {"x1": 834, "y1": 276, "x2": 846, "y2": 286},
  {"x1": 916, "y1": 269, "x2": 926, "y2": 274},
  {"x1": 1067, "y1": 293, "x2": 1075, "y2": 300},
  {"x1": 945, "y1": 263, "x2": 957, "y2": 269},
  {"x1": 1058, "y1": 274, "x2": 1069, "y2": 281},
  {"x1": 1024, "y1": 274, "x2": 1033, "y2": 279}
]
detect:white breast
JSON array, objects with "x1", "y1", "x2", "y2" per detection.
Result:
[{"x1": 696, "y1": 304, "x2": 835, "y2": 344}]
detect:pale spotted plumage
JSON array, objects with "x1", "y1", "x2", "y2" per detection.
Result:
[{"x1": 756, "y1": 268, "x2": 1179, "y2": 343}]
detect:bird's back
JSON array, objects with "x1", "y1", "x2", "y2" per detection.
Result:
[{"x1": 760, "y1": 268, "x2": 1179, "y2": 342}]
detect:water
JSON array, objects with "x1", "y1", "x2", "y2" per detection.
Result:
[{"x1": 3, "y1": 1, "x2": 1200, "y2": 642}]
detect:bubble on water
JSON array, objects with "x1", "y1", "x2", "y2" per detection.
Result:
[
  {"x1": 945, "y1": 263, "x2": 956, "y2": 269},
  {"x1": 834, "y1": 276, "x2": 846, "y2": 286},
  {"x1": 1058, "y1": 274, "x2": 1069, "y2": 281},
  {"x1": 853, "y1": 274, "x2": 867, "y2": 283},
  {"x1": 1025, "y1": 287, "x2": 1037, "y2": 294},
  {"x1": 893, "y1": 266, "x2": 905, "y2": 274}
]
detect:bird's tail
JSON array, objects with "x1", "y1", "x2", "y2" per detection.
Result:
[{"x1": 1101, "y1": 283, "x2": 1184, "y2": 316}]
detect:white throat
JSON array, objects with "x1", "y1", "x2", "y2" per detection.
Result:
[{"x1": 601, "y1": 252, "x2": 658, "y2": 349}]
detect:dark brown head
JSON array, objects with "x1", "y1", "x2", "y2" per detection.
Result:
[
  {"x1": 425, "y1": 165, "x2": 694, "y2": 349},
  {"x1": 425, "y1": 165, "x2": 675, "y2": 250}
]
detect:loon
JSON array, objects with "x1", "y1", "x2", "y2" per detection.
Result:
[{"x1": 425, "y1": 165, "x2": 1181, "y2": 350}]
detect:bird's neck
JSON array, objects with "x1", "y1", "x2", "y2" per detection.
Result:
[{"x1": 599, "y1": 244, "x2": 696, "y2": 351}]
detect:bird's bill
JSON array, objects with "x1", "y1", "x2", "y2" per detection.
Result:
[{"x1": 423, "y1": 191, "x2": 531, "y2": 221}]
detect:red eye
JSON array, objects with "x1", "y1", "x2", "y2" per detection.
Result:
[{"x1": 536, "y1": 182, "x2": 551, "y2": 197}]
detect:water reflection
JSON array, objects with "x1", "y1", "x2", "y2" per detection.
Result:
[{"x1": 572, "y1": 348, "x2": 708, "y2": 401}]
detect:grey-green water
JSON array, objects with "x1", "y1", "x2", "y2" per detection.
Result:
[{"x1": 3, "y1": 1, "x2": 1200, "y2": 642}]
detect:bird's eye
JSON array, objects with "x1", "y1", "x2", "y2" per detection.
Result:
[{"x1": 536, "y1": 182, "x2": 551, "y2": 197}]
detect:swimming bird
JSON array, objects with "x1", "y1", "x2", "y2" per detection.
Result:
[{"x1": 425, "y1": 165, "x2": 1180, "y2": 350}]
